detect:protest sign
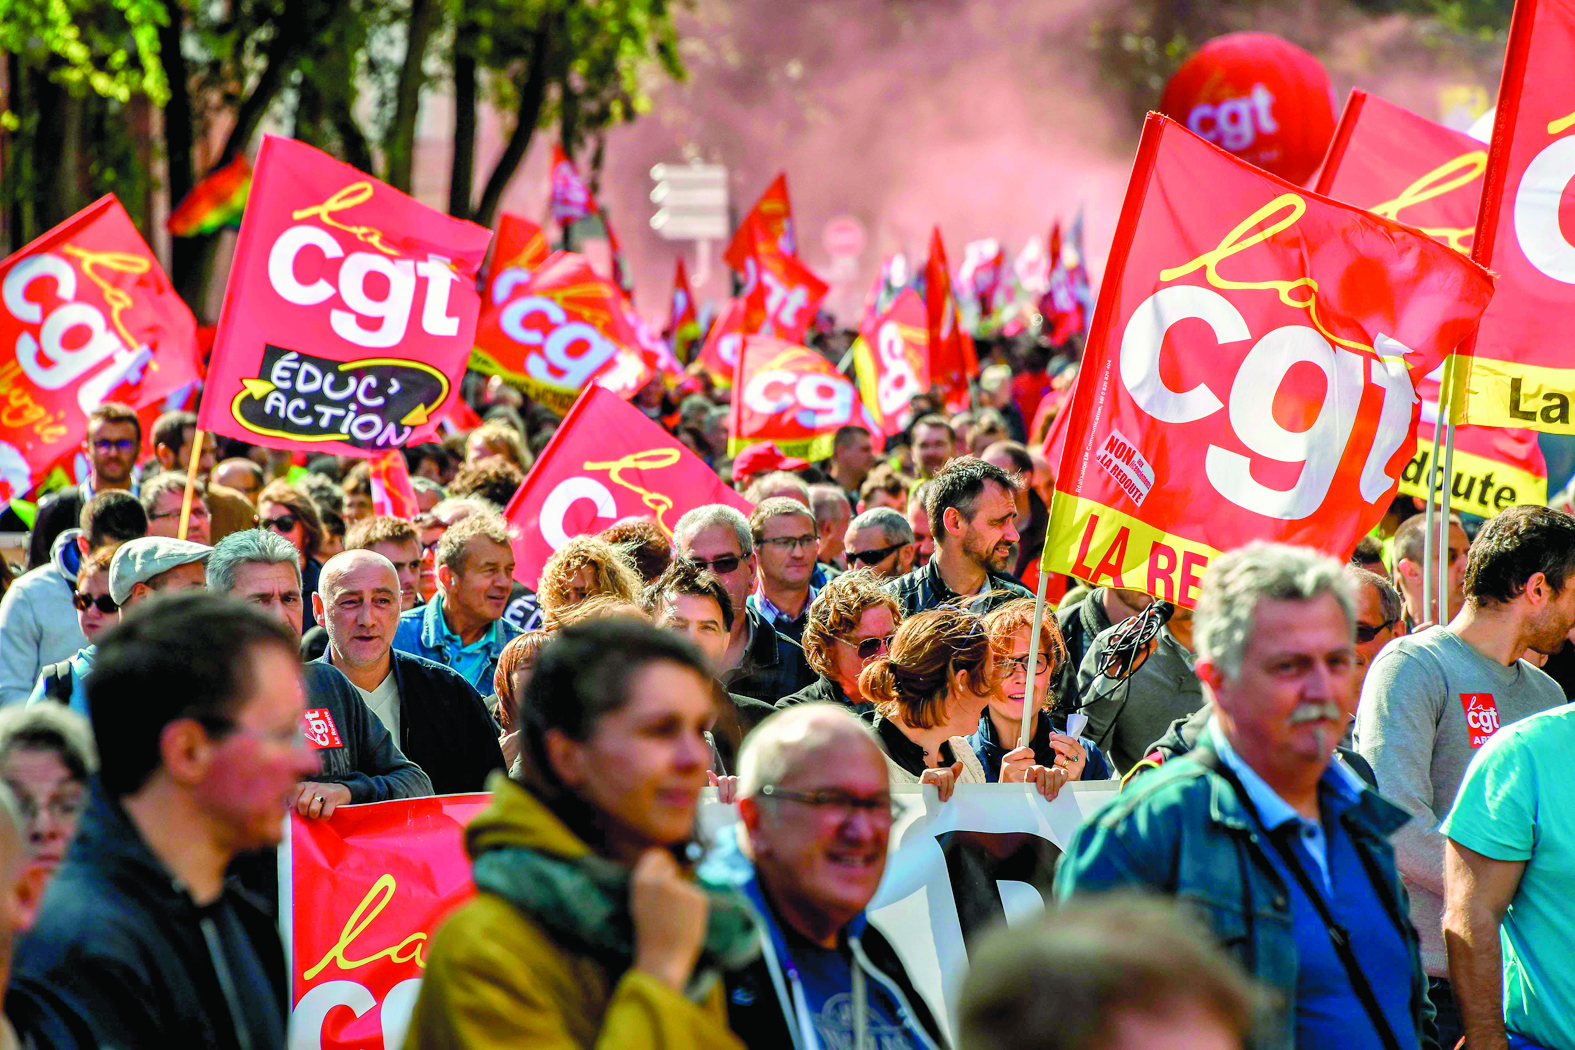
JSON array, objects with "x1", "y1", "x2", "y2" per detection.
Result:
[
  {"x1": 0, "y1": 195, "x2": 200, "y2": 499},
  {"x1": 1043, "y1": 114, "x2": 1495, "y2": 605},
  {"x1": 470, "y1": 251, "x2": 655, "y2": 415},
  {"x1": 852, "y1": 288, "x2": 930, "y2": 438},
  {"x1": 502, "y1": 386, "x2": 752, "y2": 587},
  {"x1": 1451, "y1": 0, "x2": 1575, "y2": 432},
  {"x1": 737, "y1": 220, "x2": 828, "y2": 345},
  {"x1": 200, "y1": 135, "x2": 491, "y2": 455},
  {"x1": 692, "y1": 298, "x2": 747, "y2": 389},
  {"x1": 729, "y1": 334, "x2": 873, "y2": 460},
  {"x1": 484, "y1": 214, "x2": 549, "y2": 288},
  {"x1": 283, "y1": 782, "x2": 1119, "y2": 1050},
  {"x1": 923, "y1": 227, "x2": 978, "y2": 413}
]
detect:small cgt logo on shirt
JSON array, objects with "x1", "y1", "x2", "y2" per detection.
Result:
[
  {"x1": 303, "y1": 709, "x2": 343, "y2": 750},
  {"x1": 1459, "y1": 693, "x2": 1502, "y2": 749}
]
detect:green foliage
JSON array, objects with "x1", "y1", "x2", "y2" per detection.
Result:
[{"x1": 0, "y1": 0, "x2": 170, "y2": 104}]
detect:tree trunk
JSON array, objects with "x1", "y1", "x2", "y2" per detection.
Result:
[
  {"x1": 384, "y1": 0, "x2": 443, "y2": 192},
  {"x1": 449, "y1": 4, "x2": 478, "y2": 219},
  {"x1": 472, "y1": 24, "x2": 555, "y2": 230}
]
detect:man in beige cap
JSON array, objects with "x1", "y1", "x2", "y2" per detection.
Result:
[{"x1": 29, "y1": 537, "x2": 212, "y2": 714}]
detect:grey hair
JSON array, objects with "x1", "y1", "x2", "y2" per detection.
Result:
[
  {"x1": 808, "y1": 484, "x2": 852, "y2": 527},
  {"x1": 1193, "y1": 541, "x2": 1355, "y2": 681},
  {"x1": 673, "y1": 503, "x2": 754, "y2": 558},
  {"x1": 429, "y1": 495, "x2": 492, "y2": 525},
  {"x1": 1346, "y1": 565, "x2": 1402, "y2": 626},
  {"x1": 138, "y1": 471, "x2": 205, "y2": 514},
  {"x1": 207, "y1": 528, "x2": 302, "y2": 595},
  {"x1": 435, "y1": 511, "x2": 510, "y2": 575},
  {"x1": 850, "y1": 506, "x2": 914, "y2": 545},
  {"x1": 737, "y1": 703, "x2": 878, "y2": 799}
]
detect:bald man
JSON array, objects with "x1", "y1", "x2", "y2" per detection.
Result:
[
  {"x1": 701, "y1": 705, "x2": 946, "y2": 1050},
  {"x1": 312, "y1": 550, "x2": 503, "y2": 795}
]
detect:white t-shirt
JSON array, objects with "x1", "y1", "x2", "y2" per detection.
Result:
[{"x1": 356, "y1": 672, "x2": 402, "y2": 742}]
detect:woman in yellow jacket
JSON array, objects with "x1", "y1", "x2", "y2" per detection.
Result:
[{"x1": 406, "y1": 618, "x2": 758, "y2": 1050}]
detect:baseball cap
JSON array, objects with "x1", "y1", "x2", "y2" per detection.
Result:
[
  {"x1": 109, "y1": 537, "x2": 214, "y2": 605},
  {"x1": 732, "y1": 443, "x2": 809, "y2": 484}
]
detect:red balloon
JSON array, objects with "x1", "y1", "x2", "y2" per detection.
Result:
[{"x1": 1159, "y1": 32, "x2": 1337, "y2": 185}]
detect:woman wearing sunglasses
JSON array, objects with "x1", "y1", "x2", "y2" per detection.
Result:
[
  {"x1": 26, "y1": 547, "x2": 120, "y2": 716},
  {"x1": 787, "y1": 569, "x2": 902, "y2": 715},
  {"x1": 860, "y1": 608, "x2": 998, "y2": 800},
  {"x1": 255, "y1": 480, "x2": 326, "y2": 630},
  {"x1": 971, "y1": 599, "x2": 1112, "y2": 799}
]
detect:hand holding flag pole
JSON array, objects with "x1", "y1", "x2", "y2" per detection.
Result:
[{"x1": 1018, "y1": 568, "x2": 1051, "y2": 752}]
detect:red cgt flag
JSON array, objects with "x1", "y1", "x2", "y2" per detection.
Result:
[
  {"x1": 200, "y1": 135, "x2": 490, "y2": 456},
  {"x1": 0, "y1": 195, "x2": 200, "y2": 501},
  {"x1": 668, "y1": 258, "x2": 701, "y2": 364},
  {"x1": 367, "y1": 449, "x2": 421, "y2": 520},
  {"x1": 725, "y1": 173, "x2": 795, "y2": 272},
  {"x1": 729, "y1": 334, "x2": 875, "y2": 460},
  {"x1": 924, "y1": 227, "x2": 978, "y2": 413},
  {"x1": 852, "y1": 287, "x2": 930, "y2": 439},
  {"x1": 550, "y1": 144, "x2": 598, "y2": 225},
  {"x1": 737, "y1": 220, "x2": 827, "y2": 345},
  {"x1": 1316, "y1": 89, "x2": 1546, "y2": 509},
  {"x1": 486, "y1": 214, "x2": 550, "y2": 293},
  {"x1": 692, "y1": 298, "x2": 746, "y2": 389},
  {"x1": 1450, "y1": 0, "x2": 1575, "y2": 432},
  {"x1": 503, "y1": 386, "x2": 752, "y2": 586},
  {"x1": 1043, "y1": 114, "x2": 1494, "y2": 607},
  {"x1": 471, "y1": 251, "x2": 654, "y2": 416}
]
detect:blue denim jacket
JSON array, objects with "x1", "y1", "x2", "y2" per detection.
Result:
[
  {"x1": 1055, "y1": 746, "x2": 1435, "y2": 1050},
  {"x1": 392, "y1": 594, "x2": 519, "y2": 695}
]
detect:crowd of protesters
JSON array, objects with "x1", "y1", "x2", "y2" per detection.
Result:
[{"x1": 0, "y1": 323, "x2": 1569, "y2": 1050}]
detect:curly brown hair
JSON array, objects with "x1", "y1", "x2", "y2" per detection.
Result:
[
  {"x1": 801, "y1": 569, "x2": 902, "y2": 680},
  {"x1": 983, "y1": 598, "x2": 1067, "y2": 714},
  {"x1": 537, "y1": 536, "x2": 643, "y2": 622},
  {"x1": 860, "y1": 608, "x2": 999, "y2": 730},
  {"x1": 599, "y1": 519, "x2": 672, "y2": 583}
]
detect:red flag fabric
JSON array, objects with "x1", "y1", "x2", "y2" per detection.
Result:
[
  {"x1": 367, "y1": 449, "x2": 421, "y2": 519},
  {"x1": 549, "y1": 144, "x2": 598, "y2": 225},
  {"x1": 0, "y1": 195, "x2": 200, "y2": 499},
  {"x1": 1043, "y1": 114, "x2": 1495, "y2": 606},
  {"x1": 737, "y1": 220, "x2": 827, "y2": 345},
  {"x1": 471, "y1": 251, "x2": 655, "y2": 415},
  {"x1": 1451, "y1": 0, "x2": 1575, "y2": 432},
  {"x1": 1316, "y1": 89, "x2": 1545, "y2": 508},
  {"x1": 503, "y1": 386, "x2": 752, "y2": 586},
  {"x1": 668, "y1": 258, "x2": 700, "y2": 363},
  {"x1": 729, "y1": 335, "x2": 874, "y2": 460},
  {"x1": 692, "y1": 299, "x2": 746, "y2": 389},
  {"x1": 960, "y1": 240, "x2": 1007, "y2": 316},
  {"x1": 725, "y1": 174, "x2": 794, "y2": 272},
  {"x1": 486, "y1": 214, "x2": 550, "y2": 289},
  {"x1": 852, "y1": 288, "x2": 930, "y2": 438},
  {"x1": 199, "y1": 136, "x2": 490, "y2": 456},
  {"x1": 923, "y1": 227, "x2": 978, "y2": 413}
]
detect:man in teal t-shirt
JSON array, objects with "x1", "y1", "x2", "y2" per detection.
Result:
[{"x1": 1441, "y1": 704, "x2": 1575, "y2": 1050}]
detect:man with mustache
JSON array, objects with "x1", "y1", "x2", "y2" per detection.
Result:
[
  {"x1": 1058, "y1": 542, "x2": 1432, "y2": 1050},
  {"x1": 1357, "y1": 505, "x2": 1575, "y2": 1049},
  {"x1": 885, "y1": 457, "x2": 1031, "y2": 617}
]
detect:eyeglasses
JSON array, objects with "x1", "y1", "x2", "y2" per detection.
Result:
[
  {"x1": 836, "y1": 633, "x2": 893, "y2": 661},
  {"x1": 1003, "y1": 651, "x2": 1050, "y2": 675},
  {"x1": 260, "y1": 513, "x2": 298, "y2": 533},
  {"x1": 150, "y1": 505, "x2": 209, "y2": 521},
  {"x1": 73, "y1": 592, "x2": 119, "y2": 614},
  {"x1": 91, "y1": 439, "x2": 135, "y2": 454},
  {"x1": 759, "y1": 785, "x2": 896, "y2": 822},
  {"x1": 684, "y1": 554, "x2": 742, "y2": 575},
  {"x1": 759, "y1": 535, "x2": 817, "y2": 552},
  {"x1": 1355, "y1": 619, "x2": 1399, "y2": 644},
  {"x1": 847, "y1": 542, "x2": 905, "y2": 567},
  {"x1": 7, "y1": 786, "x2": 84, "y2": 826}
]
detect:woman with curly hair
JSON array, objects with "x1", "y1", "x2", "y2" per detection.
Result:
[
  {"x1": 859, "y1": 608, "x2": 999, "y2": 800},
  {"x1": 537, "y1": 536, "x2": 643, "y2": 626}
]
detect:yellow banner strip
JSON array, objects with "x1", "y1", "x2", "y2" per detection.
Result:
[
  {"x1": 1450, "y1": 353, "x2": 1575, "y2": 434},
  {"x1": 1395, "y1": 436, "x2": 1546, "y2": 509},
  {"x1": 1042, "y1": 492, "x2": 1222, "y2": 607}
]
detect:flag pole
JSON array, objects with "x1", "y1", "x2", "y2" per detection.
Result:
[
  {"x1": 1018, "y1": 566, "x2": 1051, "y2": 752},
  {"x1": 1422, "y1": 403, "x2": 1442, "y2": 624},
  {"x1": 1436, "y1": 356, "x2": 1458, "y2": 626},
  {"x1": 177, "y1": 429, "x2": 204, "y2": 541}
]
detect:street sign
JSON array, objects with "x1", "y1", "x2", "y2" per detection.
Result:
[{"x1": 649, "y1": 163, "x2": 729, "y2": 241}]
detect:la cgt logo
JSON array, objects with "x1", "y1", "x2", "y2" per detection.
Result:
[{"x1": 230, "y1": 344, "x2": 447, "y2": 451}]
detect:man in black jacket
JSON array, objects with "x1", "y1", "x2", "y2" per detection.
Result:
[
  {"x1": 704, "y1": 704, "x2": 946, "y2": 1050},
  {"x1": 15, "y1": 594, "x2": 320, "y2": 1049},
  {"x1": 313, "y1": 549, "x2": 504, "y2": 795}
]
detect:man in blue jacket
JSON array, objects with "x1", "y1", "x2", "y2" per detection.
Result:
[{"x1": 1056, "y1": 541, "x2": 1434, "y2": 1050}]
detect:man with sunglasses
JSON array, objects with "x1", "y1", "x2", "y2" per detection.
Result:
[
  {"x1": 674, "y1": 504, "x2": 816, "y2": 705},
  {"x1": 843, "y1": 508, "x2": 915, "y2": 581},
  {"x1": 704, "y1": 704, "x2": 945, "y2": 1050},
  {"x1": 780, "y1": 570, "x2": 902, "y2": 716},
  {"x1": 749, "y1": 498, "x2": 822, "y2": 643},
  {"x1": 26, "y1": 403, "x2": 140, "y2": 571}
]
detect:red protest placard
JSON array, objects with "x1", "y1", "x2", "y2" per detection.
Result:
[
  {"x1": 852, "y1": 288, "x2": 930, "y2": 439},
  {"x1": 924, "y1": 227, "x2": 978, "y2": 414},
  {"x1": 471, "y1": 251, "x2": 655, "y2": 416},
  {"x1": 1043, "y1": 114, "x2": 1494, "y2": 606},
  {"x1": 485, "y1": 214, "x2": 549, "y2": 290},
  {"x1": 286, "y1": 795, "x2": 488, "y2": 1050},
  {"x1": 1316, "y1": 90, "x2": 1547, "y2": 509},
  {"x1": 503, "y1": 386, "x2": 752, "y2": 587},
  {"x1": 1454, "y1": 0, "x2": 1575, "y2": 431},
  {"x1": 669, "y1": 257, "x2": 700, "y2": 364},
  {"x1": 200, "y1": 136, "x2": 491, "y2": 456},
  {"x1": 725, "y1": 173, "x2": 795, "y2": 271},
  {"x1": 0, "y1": 195, "x2": 199, "y2": 499},
  {"x1": 729, "y1": 334, "x2": 874, "y2": 460}
]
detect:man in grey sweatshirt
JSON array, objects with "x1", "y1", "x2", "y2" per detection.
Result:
[{"x1": 1357, "y1": 505, "x2": 1575, "y2": 1049}]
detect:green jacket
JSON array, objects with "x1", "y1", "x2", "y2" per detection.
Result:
[{"x1": 1054, "y1": 747, "x2": 1435, "y2": 1050}]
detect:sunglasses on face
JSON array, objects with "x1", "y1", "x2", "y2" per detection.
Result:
[
  {"x1": 91, "y1": 439, "x2": 135, "y2": 454},
  {"x1": 838, "y1": 633, "x2": 893, "y2": 661},
  {"x1": 73, "y1": 592, "x2": 118, "y2": 614},
  {"x1": 685, "y1": 554, "x2": 741, "y2": 575},
  {"x1": 847, "y1": 542, "x2": 905, "y2": 567},
  {"x1": 260, "y1": 513, "x2": 298, "y2": 533},
  {"x1": 1355, "y1": 619, "x2": 1399, "y2": 644}
]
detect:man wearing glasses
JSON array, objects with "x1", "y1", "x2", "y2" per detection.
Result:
[
  {"x1": 843, "y1": 508, "x2": 916, "y2": 582},
  {"x1": 780, "y1": 570, "x2": 902, "y2": 716},
  {"x1": 748, "y1": 498, "x2": 822, "y2": 643},
  {"x1": 704, "y1": 704, "x2": 946, "y2": 1050},
  {"x1": 26, "y1": 402, "x2": 141, "y2": 571},
  {"x1": 673, "y1": 504, "x2": 816, "y2": 705}
]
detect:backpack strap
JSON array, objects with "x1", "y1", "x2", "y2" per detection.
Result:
[{"x1": 41, "y1": 660, "x2": 72, "y2": 704}]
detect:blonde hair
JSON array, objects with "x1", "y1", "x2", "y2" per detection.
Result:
[
  {"x1": 801, "y1": 569, "x2": 902, "y2": 679},
  {"x1": 860, "y1": 609, "x2": 998, "y2": 730},
  {"x1": 537, "y1": 536, "x2": 643, "y2": 621}
]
